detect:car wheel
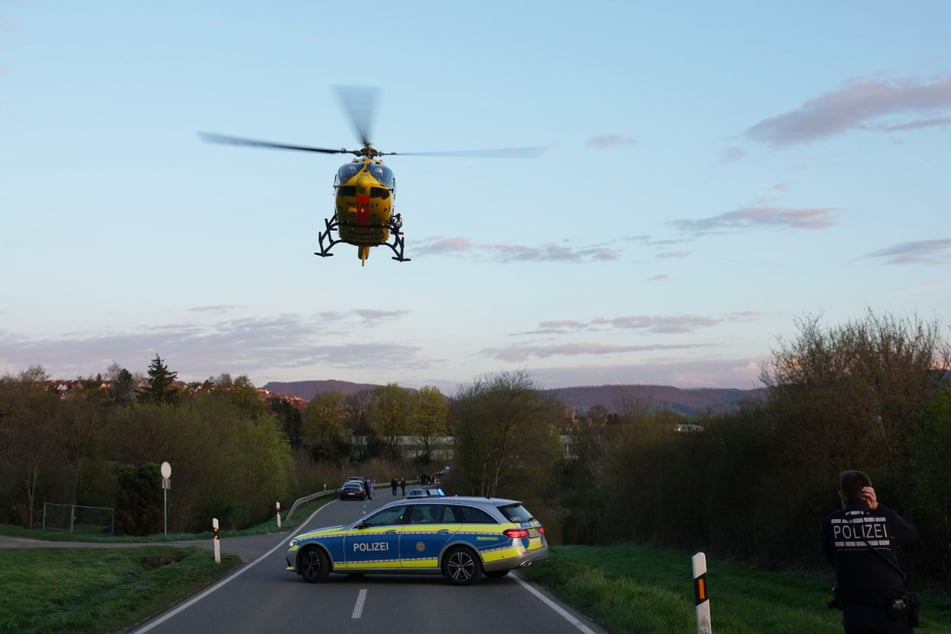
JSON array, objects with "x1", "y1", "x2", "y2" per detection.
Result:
[
  {"x1": 298, "y1": 546, "x2": 329, "y2": 583},
  {"x1": 485, "y1": 569, "x2": 510, "y2": 579},
  {"x1": 442, "y1": 546, "x2": 481, "y2": 586}
]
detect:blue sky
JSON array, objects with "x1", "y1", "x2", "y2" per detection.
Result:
[{"x1": 2, "y1": 1, "x2": 950, "y2": 394}]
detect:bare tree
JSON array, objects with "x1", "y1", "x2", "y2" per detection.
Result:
[{"x1": 452, "y1": 371, "x2": 561, "y2": 498}]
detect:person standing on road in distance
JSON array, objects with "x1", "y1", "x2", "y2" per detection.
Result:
[
  {"x1": 400, "y1": 477, "x2": 406, "y2": 496},
  {"x1": 367, "y1": 479, "x2": 374, "y2": 499},
  {"x1": 391, "y1": 477, "x2": 398, "y2": 495},
  {"x1": 821, "y1": 470, "x2": 918, "y2": 633}
]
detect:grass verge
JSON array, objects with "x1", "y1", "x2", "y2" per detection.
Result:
[
  {"x1": 0, "y1": 495, "x2": 334, "y2": 544},
  {"x1": 0, "y1": 546, "x2": 241, "y2": 634},
  {"x1": 520, "y1": 544, "x2": 951, "y2": 634}
]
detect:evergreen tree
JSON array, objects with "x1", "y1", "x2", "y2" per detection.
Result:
[{"x1": 140, "y1": 355, "x2": 179, "y2": 404}]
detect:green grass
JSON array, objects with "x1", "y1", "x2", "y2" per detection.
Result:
[
  {"x1": 0, "y1": 495, "x2": 333, "y2": 544},
  {"x1": 0, "y1": 497, "x2": 332, "y2": 633},
  {"x1": 520, "y1": 544, "x2": 951, "y2": 634},
  {"x1": 0, "y1": 546, "x2": 241, "y2": 634}
]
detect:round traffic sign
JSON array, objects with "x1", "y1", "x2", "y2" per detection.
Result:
[{"x1": 161, "y1": 461, "x2": 171, "y2": 478}]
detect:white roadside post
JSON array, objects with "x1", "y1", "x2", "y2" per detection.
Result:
[
  {"x1": 276, "y1": 501, "x2": 282, "y2": 528},
  {"x1": 692, "y1": 552, "x2": 712, "y2": 634},
  {"x1": 212, "y1": 518, "x2": 221, "y2": 564},
  {"x1": 160, "y1": 461, "x2": 172, "y2": 536}
]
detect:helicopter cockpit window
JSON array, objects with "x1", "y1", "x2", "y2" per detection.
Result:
[
  {"x1": 368, "y1": 164, "x2": 395, "y2": 189},
  {"x1": 336, "y1": 163, "x2": 362, "y2": 184},
  {"x1": 337, "y1": 185, "x2": 356, "y2": 197},
  {"x1": 370, "y1": 187, "x2": 390, "y2": 199}
]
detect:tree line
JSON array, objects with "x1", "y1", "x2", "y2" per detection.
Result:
[
  {"x1": 548, "y1": 311, "x2": 951, "y2": 587},
  {"x1": 0, "y1": 355, "x2": 460, "y2": 533},
  {"x1": 1, "y1": 311, "x2": 949, "y2": 587}
]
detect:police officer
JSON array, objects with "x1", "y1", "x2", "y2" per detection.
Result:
[{"x1": 821, "y1": 470, "x2": 918, "y2": 633}]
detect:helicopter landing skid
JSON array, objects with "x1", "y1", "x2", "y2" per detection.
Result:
[{"x1": 315, "y1": 214, "x2": 411, "y2": 262}]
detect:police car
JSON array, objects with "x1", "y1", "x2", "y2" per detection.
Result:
[{"x1": 286, "y1": 496, "x2": 547, "y2": 585}]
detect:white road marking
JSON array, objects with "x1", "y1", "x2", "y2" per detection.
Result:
[
  {"x1": 513, "y1": 574, "x2": 600, "y2": 634},
  {"x1": 133, "y1": 536, "x2": 289, "y2": 633},
  {"x1": 132, "y1": 504, "x2": 332, "y2": 633},
  {"x1": 351, "y1": 588, "x2": 368, "y2": 619}
]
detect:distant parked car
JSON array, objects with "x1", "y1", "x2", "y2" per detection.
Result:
[
  {"x1": 407, "y1": 487, "x2": 445, "y2": 498},
  {"x1": 286, "y1": 496, "x2": 548, "y2": 585},
  {"x1": 339, "y1": 481, "x2": 366, "y2": 501}
]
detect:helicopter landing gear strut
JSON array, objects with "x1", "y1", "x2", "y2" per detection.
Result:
[
  {"x1": 314, "y1": 213, "x2": 411, "y2": 263},
  {"x1": 386, "y1": 214, "x2": 410, "y2": 263},
  {"x1": 315, "y1": 216, "x2": 342, "y2": 258}
]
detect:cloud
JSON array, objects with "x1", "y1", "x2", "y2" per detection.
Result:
[
  {"x1": 592, "y1": 314, "x2": 720, "y2": 334},
  {"x1": 585, "y1": 134, "x2": 637, "y2": 149},
  {"x1": 874, "y1": 116, "x2": 951, "y2": 132},
  {"x1": 413, "y1": 237, "x2": 473, "y2": 256},
  {"x1": 747, "y1": 75, "x2": 951, "y2": 146},
  {"x1": 0, "y1": 311, "x2": 423, "y2": 382},
  {"x1": 189, "y1": 304, "x2": 243, "y2": 314},
  {"x1": 537, "y1": 320, "x2": 587, "y2": 331},
  {"x1": 415, "y1": 236, "x2": 621, "y2": 263},
  {"x1": 718, "y1": 146, "x2": 747, "y2": 163},
  {"x1": 671, "y1": 206, "x2": 834, "y2": 235},
  {"x1": 353, "y1": 309, "x2": 411, "y2": 323},
  {"x1": 520, "y1": 313, "x2": 733, "y2": 336},
  {"x1": 485, "y1": 242, "x2": 619, "y2": 262},
  {"x1": 656, "y1": 250, "x2": 690, "y2": 259},
  {"x1": 483, "y1": 342, "x2": 706, "y2": 363},
  {"x1": 866, "y1": 238, "x2": 951, "y2": 265}
]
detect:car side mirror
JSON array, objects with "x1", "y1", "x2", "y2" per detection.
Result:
[{"x1": 357, "y1": 521, "x2": 369, "y2": 530}]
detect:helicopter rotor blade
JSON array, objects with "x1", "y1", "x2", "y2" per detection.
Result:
[
  {"x1": 334, "y1": 85, "x2": 378, "y2": 148},
  {"x1": 199, "y1": 132, "x2": 350, "y2": 155},
  {"x1": 393, "y1": 146, "x2": 546, "y2": 159}
]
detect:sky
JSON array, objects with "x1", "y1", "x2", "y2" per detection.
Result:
[{"x1": 2, "y1": 1, "x2": 950, "y2": 395}]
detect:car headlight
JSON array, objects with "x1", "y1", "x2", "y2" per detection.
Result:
[{"x1": 289, "y1": 538, "x2": 299, "y2": 548}]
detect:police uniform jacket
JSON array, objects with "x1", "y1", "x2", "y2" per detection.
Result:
[{"x1": 821, "y1": 497, "x2": 917, "y2": 607}]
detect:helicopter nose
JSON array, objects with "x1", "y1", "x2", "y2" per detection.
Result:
[{"x1": 354, "y1": 170, "x2": 376, "y2": 191}]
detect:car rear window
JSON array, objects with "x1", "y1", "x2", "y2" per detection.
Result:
[
  {"x1": 498, "y1": 503, "x2": 534, "y2": 523},
  {"x1": 451, "y1": 505, "x2": 497, "y2": 524}
]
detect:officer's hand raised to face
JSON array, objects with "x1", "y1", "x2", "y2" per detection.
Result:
[{"x1": 861, "y1": 486, "x2": 879, "y2": 510}]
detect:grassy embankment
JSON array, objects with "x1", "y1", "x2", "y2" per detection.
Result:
[
  {"x1": 0, "y1": 497, "x2": 332, "y2": 634},
  {"x1": 520, "y1": 544, "x2": 951, "y2": 633},
  {"x1": 0, "y1": 546, "x2": 241, "y2": 633}
]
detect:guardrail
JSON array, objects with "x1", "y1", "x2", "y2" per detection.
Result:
[{"x1": 284, "y1": 489, "x2": 340, "y2": 524}]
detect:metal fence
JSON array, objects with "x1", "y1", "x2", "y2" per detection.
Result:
[{"x1": 42, "y1": 503, "x2": 115, "y2": 535}]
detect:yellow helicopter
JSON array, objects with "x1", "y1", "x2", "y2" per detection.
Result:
[{"x1": 201, "y1": 86, "x2": 543, "y2": 266}]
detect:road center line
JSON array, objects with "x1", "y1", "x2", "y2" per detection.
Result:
[{"x1": 351, "y1": 589, "x2": 368, "y2": 619}]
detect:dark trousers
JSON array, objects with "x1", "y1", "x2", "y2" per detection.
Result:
[{"x1": 843, "y1": 604, "x2": 913, "y2": 633}]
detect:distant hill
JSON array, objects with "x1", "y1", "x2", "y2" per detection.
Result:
[
  {"x1": 262, "y1": 380, "x2": 381, "y2": 401},
  {"x1": 263, "y1": 380, "x2": 763, "y2": 417},
  {"x1": 543, "y1": 385, "x2": 764, "y2": 417}
]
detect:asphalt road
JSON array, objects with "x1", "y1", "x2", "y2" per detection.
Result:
[{"x1": 127, "y1": 493, "x2": 607, "y2": 634}]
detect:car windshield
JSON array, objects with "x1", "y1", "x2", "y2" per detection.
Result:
[
  {"x1": 498, "y1": 503, "x2": 534, "y2": 523},
  {"x1": 343, "y1": 483, "x2": 361, "y2": 490},
  {"x1": 359, "y1": 506, "x2": 407, "y2": 528}
]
